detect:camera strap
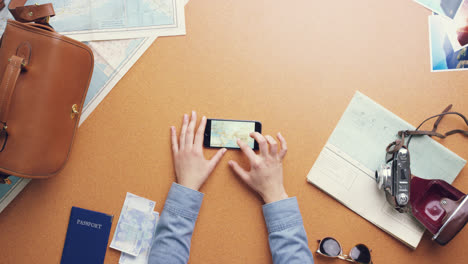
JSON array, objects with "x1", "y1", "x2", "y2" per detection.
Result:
[
  {"x1": 402, "y1": 104, "x2": 468, "y2": 144},
  {"x1": 386, "y1": 104, "x2": 468, "y2": 159}
]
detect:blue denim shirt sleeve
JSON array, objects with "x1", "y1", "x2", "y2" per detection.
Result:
[
  {"x1": 263, "y1": 197, "x2": 314, "y2": 264},
  {"x1": 148, "y1": 183, "x2": 203, "y2": 264},
  {"x1": 148, "y1": 183, "x2": 313, "y2": 264}
]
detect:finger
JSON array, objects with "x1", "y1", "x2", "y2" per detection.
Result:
[
  {"x1": 265, "y1": 135, "x2": 278, "y2": 155},
  {"x1": 179, "y1": 114, "x2": 188, "y2": 150},
  {"x1": 228, "y1": 160, "x2": 250, "y2": 184},
  {"x1": 170, "y1": 126, "x2": 178, "y2": 154},
  {"x1": 185, "y1": 111, "x2": 197, "y2": 149},
  {"x1": 277, "y1": 132, "x2": 288, "y2": 160},
  {"x1": 250, "y1": 132, "x2": 268, "y2": 156},
  {"x1": 194, "y1": 115, "x2": 207, "y2": 151},
  {"x1": 237, "y1": 138, "x2": 257, "y2": 162},
  {"x1": 207, "y1": 148, "x2": 227, "y2": 173}
]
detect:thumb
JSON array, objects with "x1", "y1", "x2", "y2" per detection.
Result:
[{"x1": 207, "y1": 148, "x2": 227, "y2": 173}]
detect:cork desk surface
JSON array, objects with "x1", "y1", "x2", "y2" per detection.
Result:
[{"x1": 1, "y1": 0, "x2": 468, "y2": 263}]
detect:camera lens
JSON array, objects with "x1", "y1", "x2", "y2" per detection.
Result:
[{"x1": 376, "y1": 164, "x2": 391, "y2": 190}]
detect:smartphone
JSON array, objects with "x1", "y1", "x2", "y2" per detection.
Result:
[{"x1": 204, "y1": 119, "x2": 262, "y2": 150}]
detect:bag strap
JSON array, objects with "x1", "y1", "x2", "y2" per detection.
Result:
[
  {"x1": 0, "y1": 55, "x2": 25, "y2": 122},
  {"x1": 0, "y1": 55, "x2": 26, "y2": 152},
  {"x1": 8, "y1": 0, "x2": 55, "y2": 24}
]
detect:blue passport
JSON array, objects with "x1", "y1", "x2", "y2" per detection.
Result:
[{"x1": 61, "y1": 206, "x2": 114, "y2": 264}]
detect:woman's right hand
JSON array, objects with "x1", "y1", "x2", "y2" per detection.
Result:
[{"x1": 228, "y1": 132, "x2": 289, "y2": 204}]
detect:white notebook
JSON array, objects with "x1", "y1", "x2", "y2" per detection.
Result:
[{"x1": 307, "y1": 91, "x2": 466, "y2": 249}]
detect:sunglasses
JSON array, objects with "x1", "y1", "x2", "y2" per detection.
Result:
[{"x1": 316, "y1": 237, "x2": 373, "y2": 264}]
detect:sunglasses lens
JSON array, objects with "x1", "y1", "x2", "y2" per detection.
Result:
[
  {"x1": 350, "y1": 244, "x2": 371, "y2": 263},
  {"x1": 319, "y1": 237, "x2": 341, "y2": 257}
]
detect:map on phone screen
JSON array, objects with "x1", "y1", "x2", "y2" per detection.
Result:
[{"x1": 210, "y1": 120, "x2": 255, "y2": 148}]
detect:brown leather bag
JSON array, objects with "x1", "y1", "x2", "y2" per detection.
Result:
[{"x1": 0, "y1": 1, "x2": 94, "y2": 183}]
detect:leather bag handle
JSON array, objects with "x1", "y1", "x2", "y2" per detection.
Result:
[
  {"x1": 7, "y1": 0, "x2": 55, "y2": 24},
  {"x1": 0, "y1": 55, "x2": 25, "y2": 122},
  {"x1": 0, "y1": 55, "x2": 26, "y2": 152}
]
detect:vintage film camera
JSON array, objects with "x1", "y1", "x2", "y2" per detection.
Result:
[
  {"x1": 376, "y1": 147, "x2": 411, "y2": 213},
  {"x1": 375, "y1": 105, "x2": 468, "y2": 245}
]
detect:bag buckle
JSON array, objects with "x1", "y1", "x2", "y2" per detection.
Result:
[
  {"x1": 31, "y1": 3, "x2": 51, "y2": 25},
  {"x1": 71, "y1": 104, "x2": 79, "y2": 119},
  {"x1": 7, "y1": 58, "x2": 26, "y2": 68}
]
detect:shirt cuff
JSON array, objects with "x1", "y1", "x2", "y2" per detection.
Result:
[
  {"x1": 262, "y1": 197, "x2": 304, "y2": 233},
  {"x1": 164, "y1": 183, "x2": 204, "y2": 220}
]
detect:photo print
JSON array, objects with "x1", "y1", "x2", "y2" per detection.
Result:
[
  {"x1": 445, "y1": 0, "x2": 468, "y2": 51},
  {"x1": 415, "y1": 0, "x2": 465, "y2": 19},
  {"x1": 429, "y1": 15, "x2": 468, "y2": 71}
]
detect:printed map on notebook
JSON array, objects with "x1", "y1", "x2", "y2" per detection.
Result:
[{"x1": 307, "y1": 91, "x2": 466, "y2": 249}]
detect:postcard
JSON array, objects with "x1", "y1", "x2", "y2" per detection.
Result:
[
  {"x1": 429, "y1": 15, "x2": 468, "y2": 71},
  {"x1": 415, "y1": 0, "x2": 465, "y2": 19}
]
